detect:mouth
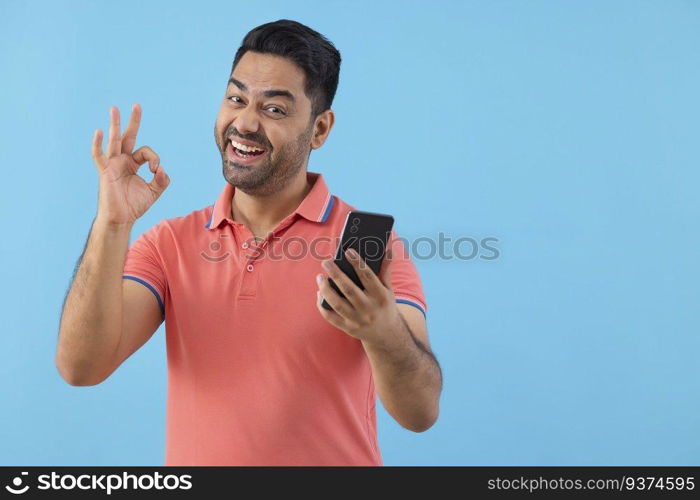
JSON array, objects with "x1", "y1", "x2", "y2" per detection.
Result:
[{"x1": 226, "y1": 137, "x2": 268, "y2": 165}]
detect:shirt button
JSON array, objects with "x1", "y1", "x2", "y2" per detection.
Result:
[
  {"x1": 246, "y1": 264, "x2": 254, "y2": 272},
  {"x1": 242, "y1": 241, "x2": 249, "y2": 249}
]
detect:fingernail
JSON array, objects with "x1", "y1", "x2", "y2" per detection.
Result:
[
  {"x1": 322, "y1": 260, "x2": 332, "y2": 270},
  {"x1": 316, "y1": 274, "x2": 324, "y2": 285},
  {"x1": 345, "y1": 248, "x2": 357, "y2": 258}
]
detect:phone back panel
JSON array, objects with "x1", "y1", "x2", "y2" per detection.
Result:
[
  {"x1": 335, "y1": 210, "x2": 394, "y2": 281},
  {"x1": 321, "y1": 210, "x2": 394, "y2": 311}
]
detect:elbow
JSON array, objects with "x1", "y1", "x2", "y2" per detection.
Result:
[
  {"x1": 406, "y1": 417, "x2": 437, "y2": 433},
  {"x1": 58, "y1": 370, "x2": 104, "y2": 387},
  {"x1": 55, "y1": 357, "x2": 105, "y2": 387},
  {"x1": 402, "y1": 408, "x2": 439, "y2": 433}
]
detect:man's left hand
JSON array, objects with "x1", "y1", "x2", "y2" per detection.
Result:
[{"x1": 316, "y1": 247, "x2": 403, "y2": 347}]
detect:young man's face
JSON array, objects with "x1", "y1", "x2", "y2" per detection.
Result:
[{"x1": 214, "y1": 51, "x2": 330, "y2": 196}]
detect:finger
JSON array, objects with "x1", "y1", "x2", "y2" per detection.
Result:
[
  {"x1": 131, "y1": 146, "x2": 160, "y2": 172},
  {"x1": 91, "y1": 128, "x2": 106, "y2": 168},
  {"x1": 378, "y1": 246, "x2": 394, "y2": 292},
  {"x1": 317, "y1": 273, "x2": 355, "y2": 319},
  {"x1": 316, "y1": 290, "x2": 347, "y2": 330},
  {"x1": 344, "y1": 247, "x2": 386, "y2": 298},
  {"x1": 106, "y1": 106, "x2": 122, "y2": 158},
  {"x1": 147, "y1": 164, "x2": 170, "y2": 197},
  {"x1": 321, "y1": 259, "x2": 369, "y2": 311},
  {"x1": 121, "y1": 103, "x2": 142, "y2": 154}
]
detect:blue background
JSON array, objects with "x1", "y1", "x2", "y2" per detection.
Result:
[{"x1": 1, "y1": 0, "x2": 698, "y2": 465}]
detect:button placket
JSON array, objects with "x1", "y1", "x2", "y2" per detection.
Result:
[
  {"x1": 233, "y1": 226, "x2": 258, "y2": 297},
  {"x1": 236, "y1": 218, "x2": 292, "y2": 298}
]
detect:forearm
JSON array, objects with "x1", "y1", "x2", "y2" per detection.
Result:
[
  {"x1": 361, "y1": 317, "x2": 442, "y2": 432},
  {"x1": 56, "y1": 217, "x2": 132, "y2": 385}
]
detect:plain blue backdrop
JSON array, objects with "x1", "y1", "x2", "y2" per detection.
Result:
[{"x1": 1, "y1": 0, "x2": 698, "y2": 465}]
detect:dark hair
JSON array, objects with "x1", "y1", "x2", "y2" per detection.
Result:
[{"x1": 231, "y1": 19, "x2": 341, "y2": 120}]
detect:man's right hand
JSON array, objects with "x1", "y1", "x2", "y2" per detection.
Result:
[{"x1": 92, "y1": 104, "x2": 170, "y2": 226}]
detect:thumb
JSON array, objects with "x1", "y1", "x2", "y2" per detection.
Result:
[{"x1": 149, "y1": 165, "x2": 170, "y2": 194}]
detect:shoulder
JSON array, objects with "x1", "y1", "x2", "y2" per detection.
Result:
[
  {"x1": 326, "y1": 193, "x2": 354, "y2": 220},
  {"x1": 140, "y1": 204, "x2": 213, "y2": 243},
  {"x1": 321, "y1": 194, "x2": 356, "y2": 236},
  {"x1": 325, "y1": 195, "x2": 407, "y2": 240}
]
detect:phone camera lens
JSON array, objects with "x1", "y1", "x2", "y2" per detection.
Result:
[
  {"x1": 352, "y1": 218, "x2": 360, "y2": 225},
  {"x1": 350, "y1": 226, "x2": 358, "y2": 233}
]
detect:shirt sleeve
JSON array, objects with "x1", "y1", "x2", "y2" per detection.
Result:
[
  {"x1": 122, "y1": 222, "x2": 167, "y2": 318},
  {"x1": 386, "y1": 229, "x2": 427, "y2": 317}
]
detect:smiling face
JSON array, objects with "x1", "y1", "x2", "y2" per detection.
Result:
[{"x1": 214, "y1": 51, "x2": 334, "y2": 196}]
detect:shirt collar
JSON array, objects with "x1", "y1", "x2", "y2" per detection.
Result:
[{"x1": 205, "y1": 170, "x2": 334, "y2": 230}]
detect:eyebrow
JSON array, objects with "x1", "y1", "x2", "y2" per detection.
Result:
[{"x1": 228, "y1": 77, "x2": 296, "y2": 103}]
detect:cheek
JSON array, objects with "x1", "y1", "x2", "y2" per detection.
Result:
[
  {"x1": 214, "y1": 114, "x2": 226, "y2": 134},
  {"x1": 270, "y1": 132, "x2": 296, "y2": 151},
  {"x1": 215, "y1": 108, "x2": 233, "y2": 130}
]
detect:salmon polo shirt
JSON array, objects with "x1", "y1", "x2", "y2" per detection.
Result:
[{"x1": 122, "y1": 170, "x2": 427, "y2": 466}]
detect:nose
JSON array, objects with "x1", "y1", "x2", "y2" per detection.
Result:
[{"x1": 233, "y1": 104, "x2": 261, "y2": 136}]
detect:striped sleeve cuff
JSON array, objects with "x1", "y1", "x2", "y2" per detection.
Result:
[
  {"x1": 395, "y1": 297, "x2": 427, "y2": 318},
  {"x1": 122, "y1": 275, "x2": 165, "y2": 319}
]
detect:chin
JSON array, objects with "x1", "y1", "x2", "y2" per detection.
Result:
[{"x1": 223, "y1": 162, "x2": 268, "y2": 190}]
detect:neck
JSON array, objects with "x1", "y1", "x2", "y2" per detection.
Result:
[{"x1": 230, "y1": 170, "x2": 312, "y2": 237}]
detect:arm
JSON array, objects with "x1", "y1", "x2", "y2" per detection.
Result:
[
  {"x1": 56, "y1": 217, "x2": 131, "y2": 385},
  {"x1": 56, "y1": 219, "x2": 164, "y2": 386},
  {"x1": 361, "y1": 304, "x2": 441, "y2": 432},
  {"x1": 55, "y1": 104, "x2": 169, "y2": 386},
  {"x1": 316, "y1": 247, "x2": 442, "y2": 432}
]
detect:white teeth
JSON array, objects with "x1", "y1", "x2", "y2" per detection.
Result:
[{"x1": 230, "y1": 139, "x2": 264, "y2": 152}]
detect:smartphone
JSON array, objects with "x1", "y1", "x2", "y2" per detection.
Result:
[{"x1": 321, "y1": 210, "x2": 394, "y2": 312}]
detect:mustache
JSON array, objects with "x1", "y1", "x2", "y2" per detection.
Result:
[{"x1": 224, "y1": 130, "x2": 268, "y2": 149}]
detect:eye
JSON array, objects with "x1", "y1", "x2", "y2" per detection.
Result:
[{"x1": 227, "y1": 96, "x2": 285, "y2": 116}]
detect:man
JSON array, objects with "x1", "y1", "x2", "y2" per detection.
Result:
[{"x1": 56, "y1": 19, "x2": 442, "y2": 466}]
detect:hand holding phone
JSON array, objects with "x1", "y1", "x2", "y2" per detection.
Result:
[{"x1": 321, "y1": 210, "x2": 394, "y2": 312}]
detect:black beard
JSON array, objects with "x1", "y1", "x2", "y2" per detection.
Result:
[{"x1": 216, "y1": 124, "x2": 313, "y2": 197}]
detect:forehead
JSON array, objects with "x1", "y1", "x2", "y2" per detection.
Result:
[{"x1": 229, "y1": 51, "x2": 307, "y2": 95}]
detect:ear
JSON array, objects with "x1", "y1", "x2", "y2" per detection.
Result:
[{"x1": 310, "y1": 109, "x2": 335, "y2": 150}]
